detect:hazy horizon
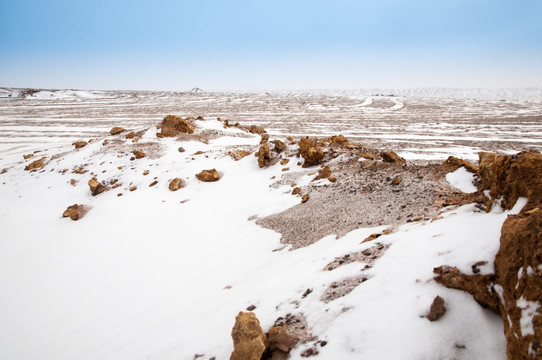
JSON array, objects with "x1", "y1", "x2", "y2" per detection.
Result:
[{"x1": 1, "y1": 0, "x2": 541, "y2": 91}]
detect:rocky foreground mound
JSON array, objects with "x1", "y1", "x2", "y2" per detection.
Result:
[{"x1": 435, "y1": 151, "x2": 542, "y2": 359}]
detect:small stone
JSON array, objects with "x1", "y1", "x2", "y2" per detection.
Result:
[
  {"x1": 149, "y1": 180, "x2": 158, "y2": 187},
  {"x1": 25, "y1": 157, "x2": 46, "y2": 171},
  {"x1": 73, "y1": 141, "x2": 88, "y2": 149},
  {"x1": 110, "y1": 127, "x2": 126, "y2": 135},
  {"x1": 427, "y1": 295, "x2": 446, "y2": 321},
  {"x1": 23, "y1": 153, "x2": 34, "y2": 159},
  {"x1": 169, "y1": 178, "x2": 184, "y2": 191},
  {"x1": 143, "y1": 170, "x2": 149, "y2": 176},
  {"x1": 132, "y1": 150, "x2": 145, "y2": 159},
  {"x1": 196, "y1": 169, "x2": 220, "y2": 182},
  {"x1": 246, "y1": 304, "x2": 256, "y2": 311},
  {"x1": 301, "y1": 194, "x2": 310, "y2": 203},
  {"x1": 63, "y1": 204, "x2": 81, "y2": 220},
  {"x1": 125, "y1": 131, "x2": 136, "y2": 139},
  {"x1": 391, "y1": 176, "x2": 401, "y2": 185},
  {"x1": 129, "y1": 186, "x2": 137, "y2": 192},
  {"x1": 178, "y1": 147, "x2": 185, "y2": 152},
  {"x1": 328, "y1": 176, "x2": 337, "y2": 182},
  {"x1": 280, "y1": 158, "x2": 289, "y2": 166},
  {"x1": 292, "y1": 187, "x2": 301, "y2": 195}
]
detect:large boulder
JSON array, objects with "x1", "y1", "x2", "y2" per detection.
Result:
[
  {"x1": 158, "y1": 115, "x2": 196, "y2": 137},
  {"x1": 299, "y1": 137, "x2": 324, "y2": 167},
  {"x1": 230, "y1": 312, "x2": 267, "y2": 360}
]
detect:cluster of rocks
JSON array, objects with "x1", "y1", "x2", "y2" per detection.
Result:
[{"x1": 230, "y1": 312, "x2": 316, "y2": 360}]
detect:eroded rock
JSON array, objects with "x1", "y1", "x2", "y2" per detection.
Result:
[
  {"x1": 158, "y1": 115, "x2": 196, "y2": 137},
  {"x1": 427, "y1": 296, "x2": 446, "y2": 321},
  {"x1": 25, "y1": 157, "x2": 46, "y2": 171},
  {"x1": 230, "y1": 312, "x2": 267, "y2": 360},
  {"x1": 441, "y1": 156, "x2": 478, "y2": 174},
  {"x1": 257, "y1": 143, "x2": 271, "y2": 168},
  {"x1": 88, "y1": 178, "x2": 108, "y2": 196},
  {"x1": 313, "y1": 166, "x2": 332, "y2": 181},
  {"x1": 110, "y1": 127, "x2": 126, "y2": 135},
  {"x1": 196, "y1": 169, "x2": 220, "y2": 182},
  {"x1": 380, "y1": 150, "x2": 406, "y2": 165},
  {"x1": 63, "y1": 204, "x2": 82, "y2": 221},
  {"x1": 73, "y1": 141, "x2": 87, "y2": 149},
  {"x1": 299, "y1": 137, "x2": 324, "y2": 167},
  {"x1": 132, "y1": 150, "x2": 146, "y2": 159},
  {"x1": 329, "y1": 134, "x2": 350, "y2": 146}
]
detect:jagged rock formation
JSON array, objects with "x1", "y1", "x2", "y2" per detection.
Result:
[
  {"x1": 434, "y1": 151, "x2": 542, "y2": 360},
  {"x1": 157, "y1": 115, "x2": 195, "y2": 137},
  {"x1": 299, "y1": 137, "x2": 324, "y2": 167},
  {"x1": 380, "y1": 150, "x2": 406, "y2": 165},
  {"x1": 257, "y1": 143, "x2": 271, "y2": 168},
  {"x1": 88, "y1": 178, "x2": 108, "y2": 196},
  {"x1": 62, "y1": 204, "x2": 81, "y2": 220}
]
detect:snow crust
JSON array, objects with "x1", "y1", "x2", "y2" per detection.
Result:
[{"x1": 446, "y1": 167, "x2": 478, "y2": 193}]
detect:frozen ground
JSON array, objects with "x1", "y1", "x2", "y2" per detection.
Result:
[
  {"x1": 0, "y1": 88, "x2": 539, "y2": 359},
  {"x1": 0, "y1": 87, "x2": 541, "y2": 164}
]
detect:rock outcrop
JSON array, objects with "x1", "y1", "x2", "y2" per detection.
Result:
[
  {"x1": 168, "y1": 178, "x2": 184, "y2": 191},
  {"x1": 478, "y1": 151, "x2": 542, "y2": 212},
  {"x1": 196, "y1": 169, "x2": 220, "y2": 182},
  {"x1": 230, "y1": 312, "x2": 267, "y2": 360},
  {"x1": 434, "y1": 151, "x2": 542, "y2": 359},
  {"x1": 299, "y1": 137, "x2": 324, "y2": 167},
  {"x1": 157, "y1": 115, "x2": 195, "y2": 137},
  {"x1": 441, "y1": 156, "x2": 478, "y2": 174}
]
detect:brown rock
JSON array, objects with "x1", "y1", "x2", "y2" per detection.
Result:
[
  {"x1": 62, "y1": 204, "x2": 81, "y2": 220},
  {"x1": 23, "y1": 153, "x2": 34, "y2": 159},
  {"x1": 329, "y1": 134, "x2": 350, "y2": 146},
  {"x1": 196, "y1": 116, "x2": 204, "y2": 120},
  {"x1": 125, "y1": 131, "x2": 136, "y2": 139},
  {"x1": 478, "y1": 151, "x2": 542, "y2": 212},
  {"x1": 380, "y1": 151, "x2": 406, "y2": 165},
  {"x1": 299, "y1": 137, "x2": 324, "y2": 167},
  {"x1": 143, "y1": 170, "x2": 149, "y2": 176},
  {"x1": 280, "y1": 159, "x2": 289, "y2": 166},
  {"x1": 313, "y1": 166, "x2": 331, "y2": 181},
  {"x1": 132, "y1": 150, "x2": 145, "y2": 159},
  {"x1": 149, "y1": 180, "x2": 158, "y2": 187},
  {"x1": 178, "y1": 147, "x2": 185, "y2": 152},
  {"x1": 129, "y1": 186, "x2": 137, "y2": 191},
  {"x1": 110, "y1": 127, "x2": 126, "y2": 135},
  {"x1": 229, "y1": 312, "x2": 267, "y2": 360},
  {"x1": 391, "y1": 176, "x2": 401, "y2": 185},
  {"x1": 292, "y1": 187, "x2": 301, "y2": 195},
  {"x1": 260, "y1": 133, "x2": 269, "y2": 144},
  {"x1": 229, "y1": 150, "x2": 252, "y2": 161},
  {"x1": 257, "y1": 143, "x2": 271, "y2": 168},
  {"x1": 196, "y1": 169, "x2": 220, "y2": 182},
  {"x1": 158, "y1": 115, "x2": 196, "y2": 137},
  {"x1": 426, "y1": 296, "x2": 446, "y2": 321},
  {"x1": 88, "y1": 178, "x2": 108, "y2": 196},
  {"x1": 328, "y1": 176, "x2": 337, "y2": 183},
  {"x1": 301, "y1": 194, "x2": 310, "y2": 203},
  {"x1": 102, "y1": 140, "x2": 109, "y2": 146},
  {"x1": 271, "y1": 140, "x2": 287, "y2": 153},
  {"x1": 72, "y1": 141, "x2": 88, "y2": 149},
  {"x1": 360, "y1": 152, "x2": 375, "y2": 160},
  {"x1": 169, "y1": 178, "x2": 184, "y2": 191},
  {"x1": 25, "y1": 157, "x2": 46, "y2": 171},
  {"x1": 249, "y1": 125, "x2": 266, "y2": 135},
  {"x1": 267, "y1": 326, "x2": 297, "y2": 353},
  {"x1": 441, "y1": 156, "x2": 478, "y2": 174}
]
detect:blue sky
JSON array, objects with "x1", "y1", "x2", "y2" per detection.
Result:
[{"x1": 0, "y1": 0, "x2": 541, "y2": 90}]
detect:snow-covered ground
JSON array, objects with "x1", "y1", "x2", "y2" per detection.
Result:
[{"x1": 0, "y1": 90, "x2": 538, "y2": 359}]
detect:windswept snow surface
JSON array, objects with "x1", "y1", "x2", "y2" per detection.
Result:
[{"x1": 0, "y1": 117, "x2": 517, "y2": 360}]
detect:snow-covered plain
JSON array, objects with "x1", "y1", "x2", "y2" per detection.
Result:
[{"x1": 0, "y1": 89, "x2": 538, "y2": 359}]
